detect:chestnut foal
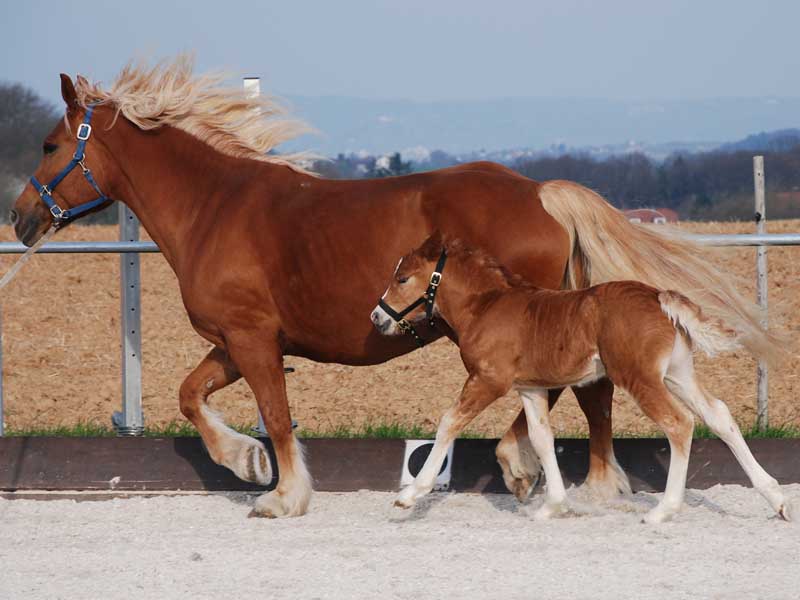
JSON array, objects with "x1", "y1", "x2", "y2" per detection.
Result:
[{"x1": 372, "y1": 233, "x2": 791, "y2": 523}]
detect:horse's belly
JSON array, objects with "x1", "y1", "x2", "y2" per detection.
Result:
[{"x1": 515, "y1": 353, "x2": 606, "y2": 390}]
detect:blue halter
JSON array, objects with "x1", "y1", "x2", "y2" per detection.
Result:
[{"x1": 29, "y1": 106, "x2": 113, "y2": 227}]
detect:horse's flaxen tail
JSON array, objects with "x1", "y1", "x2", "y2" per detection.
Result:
[
  {"x1": 538, "y1": 180, "x2": 784, "y2": 364},
  {"x1": 658, "y1": 290, "x2": 741, "y2": 357}
]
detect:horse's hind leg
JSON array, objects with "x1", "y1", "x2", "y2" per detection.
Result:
[
  {"x1": 519, "y1": 388, "x2": 570, "y2": 519},
  {"x1": 665, "y1": 338, "x2": 791, "y2": 520},
  {"x1": 574, "y1": 378, "x2": 631, "y2": 498},
  {"x1": 396, "y1": 374, "x2": 504, "y2": 508},
  {"x1": 180, "y1": 347, "x2": 272, "y2": 485},
  {"x1": 625, "y1": 376, "x2": 695, "y2": 524}
]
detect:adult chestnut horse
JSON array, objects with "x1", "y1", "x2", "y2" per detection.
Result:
[{"x1": 11, "y1": 58, "x2": 775, "y2": 517}]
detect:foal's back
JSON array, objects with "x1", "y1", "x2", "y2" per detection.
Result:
[{"x1": 474, "y1": 280, "x2": 678, "y2": 389}]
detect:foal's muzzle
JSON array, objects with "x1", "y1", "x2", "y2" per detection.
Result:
[{"x1": 370, "y1": 305, "x2": 396, "y2": 335}]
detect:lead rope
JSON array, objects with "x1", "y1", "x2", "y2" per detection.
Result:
[
  {"x1": 0, "y1": 226, "x2": 57, "y2": 365},
  {"x1": 0, "y1": 226, "x2": 57, "y2": 292}
]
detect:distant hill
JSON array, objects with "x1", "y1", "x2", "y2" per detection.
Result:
[
  {"x1": 281, "y1": 95, "x2": 800, "y2": 158},
  {"x1": 718, "y1": 129, "x2": 800, "y2": 153}
]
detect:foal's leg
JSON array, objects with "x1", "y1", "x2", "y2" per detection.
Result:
[
  {"x1": 395, "y1": 374, "x2": 505, "y2": 508},
  {"x1": 519, "y1": 388, "x2": 570, "y2": 519},
  {"x1": 665, "y1": 339, "x2": 791, "y2": 520},
  {"x1": 574, "y1": 379, "x2": 632, "y2": 498},
  {"x1": 497, "y1": 379, "x2": 629, "y2": 501},
  {"x1": 179, "y1": 347, "x2": 271, "y2": 485},
  {"x1": 495, "y1": 389, "x2": 559, "y2": 501},
  {"x1": 227, "y1": 334, "x2": 312, "y2": 518},
  {"x1": 626, "y1": 378, "x2": 694, "y2": 524}
]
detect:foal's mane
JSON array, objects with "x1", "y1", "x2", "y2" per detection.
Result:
[
  {"x1": 73, "y1": 55, "x2": 314, "y2": 172},
  {"x1": 440, "y1": 238, "x2": 533, "y2": 290}
]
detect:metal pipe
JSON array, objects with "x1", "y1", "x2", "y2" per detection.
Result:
[
  {"x1": 688, "y1": 233, "x2": 800, "y2": 246},
  {"x1": 0, "y1": 241, "x2": 159, "y2": 254}
]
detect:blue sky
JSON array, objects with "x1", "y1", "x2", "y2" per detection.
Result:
[{"x1": 2, "y1": 0, "x2": 799, "y2": 105}]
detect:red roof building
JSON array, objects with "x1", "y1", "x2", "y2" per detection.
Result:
[{"x1": 623, "y1": 208, "x2": 679, "y2": 224}]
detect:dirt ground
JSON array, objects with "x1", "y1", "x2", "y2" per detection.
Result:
[
  {"x1": 1, "y1": 486, "x2": 798, "y2": 599},
  {"x1": 0, "y1": 220, "x2": 798, "y2": 436}
]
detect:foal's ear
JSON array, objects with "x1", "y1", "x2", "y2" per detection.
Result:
[
  {"x1": 419, "y1": 230, "x2": 445, "y2": 260},
  {"x1": 60, "y1": 74, "x2": 79, "y2": 109}
]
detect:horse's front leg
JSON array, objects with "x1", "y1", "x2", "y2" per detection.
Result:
[
  {"x1": 396, "y1": 374, "x2": 505, "y2": 508},
  {"x1": 227, "y1": 331, "x2": 312, "y2": 518},
  {"x1": 519, "y1": 387, "x2": 570, "y2": 519},
  {"x1": 179, "y1": 347, "x2": 271, "y2": 485}
]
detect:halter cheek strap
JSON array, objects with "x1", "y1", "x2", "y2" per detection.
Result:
[
  {"x1": 378, "y1": 249, "x2": 447, "y2": 347},
  {"x1": 29, "y1": 106, "x2": 114, "y2": 226}
]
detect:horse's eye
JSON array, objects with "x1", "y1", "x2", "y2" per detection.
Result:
[
  {"x1": 398, "y1": 276, "x2": 409, "y2": 284},
  {"x1": 43, "y1": 143, "x2": 58, "y2": 155}
]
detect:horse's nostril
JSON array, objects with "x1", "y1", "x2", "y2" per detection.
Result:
[{"x1": 9, "y1": 210, "x2": 19, "y2": 225}]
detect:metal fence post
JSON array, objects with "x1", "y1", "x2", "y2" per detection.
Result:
[
  {"x1": 0, "y1": 304, "x2": 4, "y2": 436},
  {"x1": 754, "y1": 156, "x2": 769, "y2": 432},
  {"x1": 112, "y1": 203, "x2": 144, "y2": 436},
  {"x1": 243, "y1": 76, "x2": 271, "y2": 436}
]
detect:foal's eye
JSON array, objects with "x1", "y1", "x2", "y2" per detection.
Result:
[
  {"x1": 43, "y1": 143, "x2": 58, "y2": 155},
  {"x1": 397, "y1": 276, "x2": 409, "y2": 284}
]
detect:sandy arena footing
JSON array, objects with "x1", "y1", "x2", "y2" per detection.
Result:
[{"x1": 1, "y1": 484, "x2": 798, "y2": 599}]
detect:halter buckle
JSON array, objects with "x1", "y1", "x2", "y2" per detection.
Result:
[
  {"x1": 397, "y1": 319, "x2": 411, "y2": 332},
  {"x1": 49, "y1": 204, "x2": 64, "y2": 219},
  {"x1": 429, "y1": 272, "x2": 442, "y2": 287},
  {"x1": 76, "y1": 123, "x2": 92, "y2": 141}
]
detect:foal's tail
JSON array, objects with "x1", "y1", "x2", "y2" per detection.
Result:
[
  {"x1": 658, "y1": 290, "x2": 741, "y2": 357},
  {"x1": 538, "y1": 180, "x2": 784, "y2": 364}
]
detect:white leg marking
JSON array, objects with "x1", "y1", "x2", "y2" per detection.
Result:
[
  {"x1": 396, "y1": 411, "x2": 456, "y2": 508},
  {"x1": 665, "y1": 337, "x2": 790, "y2": 520},
  {"x1": 201, "y1": 405, "x2": 272, "y2": 485},
  {"x1": 520, "y1": 388, "x2": 569, "y2": 520},
  {"x1": 496, "y1": 430, "x2": 542, "y2": 501},
  {"x1": 253, "y1": 435, "x2": 312, "y2": 518}
]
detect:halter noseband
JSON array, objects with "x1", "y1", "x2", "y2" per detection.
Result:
[
  {"x1": 378, "y1": 249, "x2": 447, "y2": 347},
  {"x1": 30, "y1": 106, "x2": 114, "y2": 227}
]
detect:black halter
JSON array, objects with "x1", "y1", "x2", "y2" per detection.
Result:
[{"x1": 378, "y1": 249, "x2": 447, "y2": 347}]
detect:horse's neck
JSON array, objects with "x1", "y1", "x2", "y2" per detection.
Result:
[
  {"x1": 104, "y1": 123, "x2": 282, "y2": 271},
  {"x1": 436, "y1": 257, "x2": 512, "y2": 332}
]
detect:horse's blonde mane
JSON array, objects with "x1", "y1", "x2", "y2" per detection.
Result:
[{"x1": 73, "y1": 55, "x2": 315, "y2": 172}]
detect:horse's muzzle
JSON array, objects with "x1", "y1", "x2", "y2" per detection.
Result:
[{"x1": 370, "y1": 306, "x2": 394, "y2": 335}]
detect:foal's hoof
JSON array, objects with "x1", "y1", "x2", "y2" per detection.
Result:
[
  {"x1": 394, "y1": 486, "x2": 417, "y2": 509},
  {"x1": 510, "y1": 476, "x2": 537, "y2": 503},
  {"x1": 533, "y1": 501, "x2": 569, "y2": 521},
  {"x1": 642, "y1": 506, "x2": 678, "y2": 524},
  {"x1": 777, "y1": 502, "x2": 792, "y2": 522}
]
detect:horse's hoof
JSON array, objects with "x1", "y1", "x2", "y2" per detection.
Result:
[
  {"x1": 534, "y1": 501, "x2": 568, "y2": 521},
  {"x1": 778, "y1": 503, "x2": 792, "y2": 522},
  {"x1": 511, "y1": 477, "x2": 536, "y2": 502},
  {"x1": 244, "y1": 444, "x2": 272, "y2": 486},
  {"x1": 642, "y1": 506, "x2": 677, "y2": 524},
  {"x1": 394, "y1": 487, "x2": 417, "y2": 509},
  {"x1": 252, "y1": 491, "x2": 289, "y2": 518}
]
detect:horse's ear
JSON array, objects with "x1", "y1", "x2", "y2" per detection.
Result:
[
  {"x1": 419, "y1": 230, "x2": 444, "y2": 260},
  {"x1": 60, "y1": 74, "x2": 78, "y2": 108}
]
